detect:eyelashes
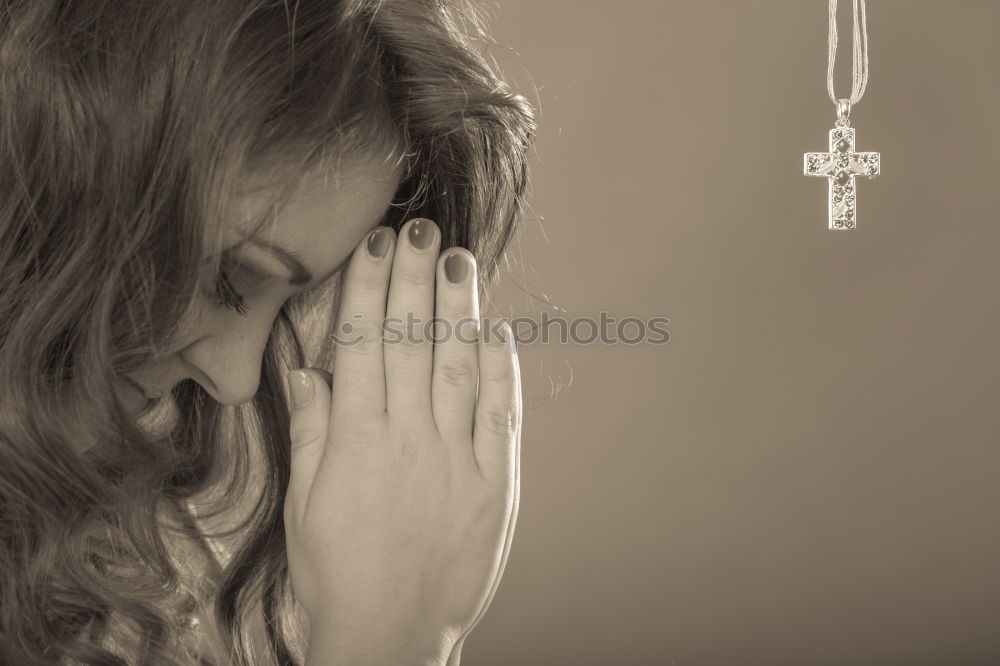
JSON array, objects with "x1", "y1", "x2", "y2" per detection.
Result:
[{"x1": 213, "y1": 269, "x2": 250, "y2": 316}]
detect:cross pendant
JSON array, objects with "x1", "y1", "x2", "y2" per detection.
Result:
[{"x1": 804, "y1": 125, "x2": 880, "y2": 230}]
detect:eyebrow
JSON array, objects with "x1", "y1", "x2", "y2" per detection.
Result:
[{"x1": 222, "y1": 207, "x2": 393, "y2": 287}]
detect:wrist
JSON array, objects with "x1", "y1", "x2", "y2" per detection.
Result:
[{"x1": 304, "y1": 617, "x2": 452, "y2": 666}]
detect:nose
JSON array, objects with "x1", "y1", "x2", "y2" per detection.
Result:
[{"x1": 180, "y1": 307, "x2": 278, "y2": 406}]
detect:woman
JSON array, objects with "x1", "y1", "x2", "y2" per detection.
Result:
[{"x1": 0, "y1": 0, "x2": 535, "y2": 663}]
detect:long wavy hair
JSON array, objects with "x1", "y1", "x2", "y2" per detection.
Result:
[{"x1": 0, "y1": 0, "x2": 536, "y2": 663}]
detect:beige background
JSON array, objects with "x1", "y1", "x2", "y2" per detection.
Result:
[{"x1": 464, "y1": 2, "x2": 1000, "y2": 665}]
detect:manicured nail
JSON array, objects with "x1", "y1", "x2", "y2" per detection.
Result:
[
  {"x1": 288, "y1": 370, "x2": 313, "y2": 409},
  {"x1": 408, "y1": 219, "x2": 436, "y2": 250},
  {"x1": 444, "y1": 251, "x2": 469, "y2": 284},
  {"x1": 366, "y1": 227, "x2": 392, "y2": 259}
]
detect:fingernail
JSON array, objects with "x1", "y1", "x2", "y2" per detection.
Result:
[
  {"x1": 444, "y1": 251, "x2": 469, "y2": 284},
  {"x1": 366, "y1": 227, "x2": 392, "y2": 259},
  {"x1": 288, "y1": 370, "x2": 313, "y2": 409},
  {"x1": 408, "y1": 219, "x2": 436, "y2": 250}
]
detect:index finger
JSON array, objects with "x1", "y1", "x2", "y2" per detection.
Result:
[{"x1": 329, "y1": 226, "x2": 395, "y2": 422}]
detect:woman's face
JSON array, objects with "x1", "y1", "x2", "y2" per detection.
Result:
[{"x1": 118, "y1": 155, "x2": 405, "y2": 417}]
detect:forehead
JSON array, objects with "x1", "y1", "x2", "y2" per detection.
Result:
[{"x1": 216, "y1": 154, "x2": 405, "y2": 271}]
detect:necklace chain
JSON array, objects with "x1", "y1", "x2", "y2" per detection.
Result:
[{"x1": 827, "y1": 0, "x2": 870, "y2": 107}]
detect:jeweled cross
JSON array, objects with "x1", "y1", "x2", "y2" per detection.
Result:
[{"x1": 804, "y1": 126, "x2": 880, "y2": 230}]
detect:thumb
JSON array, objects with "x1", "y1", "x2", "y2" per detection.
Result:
[{"x1": 286, "y1": 368, "x2": 332, "y2": 519}]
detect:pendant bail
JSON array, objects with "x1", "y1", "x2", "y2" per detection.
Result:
[{"x1": 836, "y1": 98, "x2": 851, "y2": 127}]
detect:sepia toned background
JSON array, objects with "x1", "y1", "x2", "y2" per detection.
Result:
[{"x1": 465, "y1": 1, "x2": 1000, "y2": 665}]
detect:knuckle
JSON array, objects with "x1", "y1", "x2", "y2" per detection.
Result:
[
  {"x1": 334, "y1": 419, "x2": 383, "y2": 456},
  {"x1": 337, "y1": 320, "x2": 383, "y2": 355},
  {"x1": 478, "y1": 405, "x2": 517, "y2": 436},
  {"x1": 390, "y1": 334, "x2": 430, "y2": 357},
  {"x1": 436, "y1": 357, "x2": 476, "y2": 385},
  {"x1": 344, "y1": 419, "x2": 381, "y2": 443}
]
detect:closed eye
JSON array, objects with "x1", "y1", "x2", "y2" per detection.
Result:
[
  {"x1": 210, "y1": 261, "x2": 269, "y2": 316},
  {"x1": 212, "y1": 270, "x2": 248, "y2": 315}
]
